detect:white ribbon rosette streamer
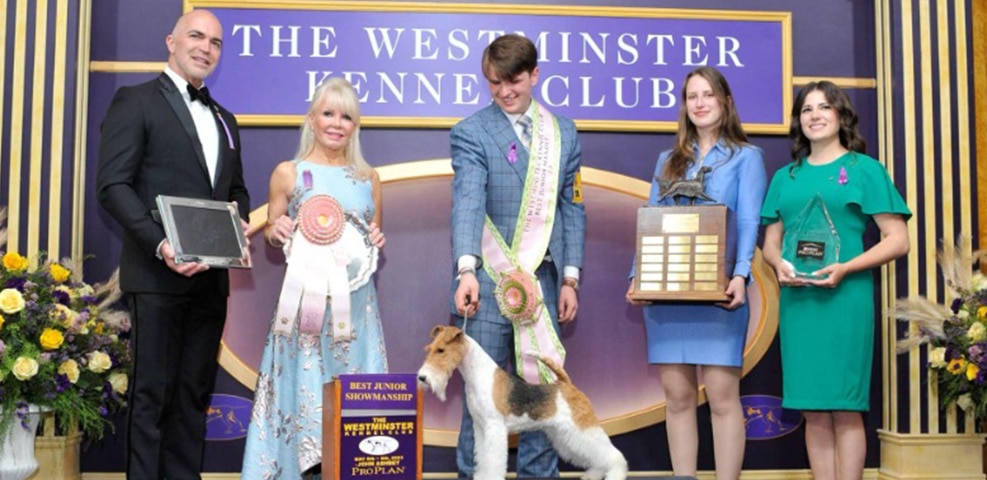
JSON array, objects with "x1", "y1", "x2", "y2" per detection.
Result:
[{"x1": 273, "y1": 195, "x2": 378, "y2": 340}]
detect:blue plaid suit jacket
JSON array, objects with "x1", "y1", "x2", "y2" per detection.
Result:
[{"x1": 449, "y1": 103, "x2": 586, "y2": 326}]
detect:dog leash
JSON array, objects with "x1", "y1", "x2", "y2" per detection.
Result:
[{"x1": 462, "y1": 293, "x2": 472, "y2": 333}]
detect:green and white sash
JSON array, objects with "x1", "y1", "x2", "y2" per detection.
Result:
[{"x1": 481, "y1": 101, "x2": 567, "y2": 384}]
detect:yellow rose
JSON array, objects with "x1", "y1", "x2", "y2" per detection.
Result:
[
  {"x1": 968, "y1": 322, "x2": 987, "y2": 342},
  {"x1": 948, "y1": 358, "x2": 968, "y2": 375},
  {"x1": 0, "y1": 288, "x2": 25, "y2": 314},
  {"x1": 87, "y1": 351, "x2": 112, "y2": 373},
  {"x1": 11, "y1": 356, "x2": 39, "y2": 380},
  {"x1": 967, "y1": 363, "x2": 981, "y2": 382},
  {"x1": 39, "y1": 328, "x2": 65, "y2": 350},
  {"x1": 49, "y1": 263, "x2": 71, "y2": 283},
  {"x1": 0, "y1": 313, "x2": 5, "y2": 331},
  {"x1": 2, "y1": 252, "x2": 28, "y2": 272},
  {"x1": 979, "y1": 306, "x2": 987, "y2": 321},
  {"x1": 58, "y1": 359, "x2": 80, "y2": 384},
  {"x1": 929, "y1": 347, "x2": 947, "y2": 368},
  {"x1": 108, "y1": 372, "x2": 129, "y2": 395}
]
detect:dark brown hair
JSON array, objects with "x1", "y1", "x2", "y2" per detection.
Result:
[
  {"x1": 788, "y1": 81, "x2": 866, "y2": 174},
  {"x1": 662, "y1": 66, "x2": 748, "y2": 181},
  {"x1": 481, "y1": 34, "x2": 538, "y2": 82}
]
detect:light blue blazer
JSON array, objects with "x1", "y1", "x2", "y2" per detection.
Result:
[{"x1": 449, "y1": 103, "x2": 586, "y2": 324}]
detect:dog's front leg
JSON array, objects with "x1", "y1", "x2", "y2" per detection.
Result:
[{"x1": 472, "y1": 419, "x2": 509, "y2": 480}]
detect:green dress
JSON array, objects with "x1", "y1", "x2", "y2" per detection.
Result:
[{"x1": 760, "y1": 152, "x2": 910, "y2": 411}]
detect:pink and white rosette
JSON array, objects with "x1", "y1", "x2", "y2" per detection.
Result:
[{"x1": 273, "y1": 195, "x2": 354, "y2": 340}]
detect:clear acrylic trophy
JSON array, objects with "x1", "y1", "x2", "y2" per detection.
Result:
[{"x1": 781, "y1": 194, "x2": 839, "y2": 280}]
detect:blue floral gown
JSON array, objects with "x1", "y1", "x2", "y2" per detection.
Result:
[{"x1": 241, "y1": 160, "x2": 388, "y2": 479}]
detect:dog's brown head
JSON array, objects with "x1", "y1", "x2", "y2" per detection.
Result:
[{"x1": 416, "y1": 325, "x2": 468, "y2": 402}]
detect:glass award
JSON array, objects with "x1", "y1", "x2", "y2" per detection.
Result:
[{"x1": 780, "y1": 194, "x2": 839, "y2": 280}]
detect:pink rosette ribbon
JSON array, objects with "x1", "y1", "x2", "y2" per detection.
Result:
[
  {"x1": 494, "y1": 269, "x2": 542, "y2": 324},
  {"x1": 274, "y1": 195, "x2": 353, "y2": 340},
  {"x1": 296, "y1": 195, "x2": 345, "y2": 245}
]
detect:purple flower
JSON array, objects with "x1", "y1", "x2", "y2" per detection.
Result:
[
  {"x1": 80, "y1": 295, "x2": 97, "y2": 305},
  {"x1": 0, "y1": 339, "x2": 5, "y2": 356},
  {"x1": 52, "y1": 289, "x2": 71, "y2": 305},
  {"x1": 977, "y1": 368, "x2": 987, "y2": 386},
  {"x1": 55, "y1": 374, "x2": 71, "y2": 393},
  {"x1": 837, "y1": 166, "x2": 849, "y2": 185},
  {"x1": 969, "y1": 344, "x2": 985, "y2": 364},
  {"x1": 5, "y1": 276, "x2": 26, "y2": 290},
  {"x1": 507, "y1": 142, "x2": 518, "y2": 165},
  {"x1": 951, "y1": 297, "x2": 964, "y2": 313}
]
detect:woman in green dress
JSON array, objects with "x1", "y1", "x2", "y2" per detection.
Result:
[{"x1": 760, "y1": 81, "x2": 910, "y2": 480}]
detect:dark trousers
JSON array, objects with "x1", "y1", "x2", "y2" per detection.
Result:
[{"x1": 125, "y1": 288, "x2": 227, "y2": 480}]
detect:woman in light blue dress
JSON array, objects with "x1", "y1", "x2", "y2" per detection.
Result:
[
  {"x1": 626, "y1": 66, "x2": 766, "y2": 480},
  {"x1": 241, "y1": 77, "x2": 388, "y2": 479}
]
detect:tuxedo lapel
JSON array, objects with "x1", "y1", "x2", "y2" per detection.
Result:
[
  {"x1": 209, "y1": 105, "x2": 233, "y2": 190},
  {"x1": 156, "y1": 74, "x2": 211, "y2": 187}
]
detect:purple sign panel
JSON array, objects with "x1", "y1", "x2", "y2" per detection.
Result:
[
  {"x1": 194, "y1": 2, "x2": 791, "y2": 132},
  {"x1": 340, "y1": 373, "x2": 418, "y2": 410},
  {"x1": 337, "y1": 373, "x2": 419, "y2": 479}
]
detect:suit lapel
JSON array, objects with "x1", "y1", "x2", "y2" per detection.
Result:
[
  {"x1": 156, "y1": 74, "x2": 212, "y2": 188},
  {"x1": 485, "y1": 106, "x2": 528, "y2": 182}
]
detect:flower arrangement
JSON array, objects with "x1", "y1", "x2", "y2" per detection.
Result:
[
  {"x1": 896, "y1": 235, "x2": 987, "y2": 424},
  {"x1": 0, "y1": 208, "x2": 131, "y2": 440}
]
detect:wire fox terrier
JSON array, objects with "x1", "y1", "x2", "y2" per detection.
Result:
[{"x1": 416, "y1": 325, "x2": 628, "y2": 480}]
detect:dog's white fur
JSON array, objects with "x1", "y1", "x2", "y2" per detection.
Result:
[{"x1": 417, "y1": 325, "x2": 628, "y2": 480}]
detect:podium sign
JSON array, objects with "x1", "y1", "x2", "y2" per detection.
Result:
[
  {"x1": 323, "y1": 373, "x2": 423, "y2": 480},
  {"x1": 630, "y1": 205, "x2": 729, "y2": 302}
]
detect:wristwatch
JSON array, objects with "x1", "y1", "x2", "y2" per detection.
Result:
[
  {"x1": 562, "y1": 277, "x2": 579, "y2": 292},
  {"x1": 456, "y1": 266, "x2": 476, "y2": 281}
]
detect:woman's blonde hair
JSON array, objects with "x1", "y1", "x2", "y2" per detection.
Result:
[{"x1": 294, "y1": 76, "x2": 373, "y2": 179}]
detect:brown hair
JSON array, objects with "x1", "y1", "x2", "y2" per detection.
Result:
[
  {"x1": 788, "y1": 81, "x2": 866, "y2": 175},
  {"x1": 662, "y1": 66, "x2": 748, "y2": 181},
  {"x1": 481, "y1": 34, "x2": 538, "y2": 81}
]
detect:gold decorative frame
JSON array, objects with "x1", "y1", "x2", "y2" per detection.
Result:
[{"x1": 218, "y1": 160, "x2": 780, "y2": 445}]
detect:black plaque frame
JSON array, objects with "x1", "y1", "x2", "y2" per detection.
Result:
[{"x1": 155, "y1": 195, "x2": 250, "y2": 269}]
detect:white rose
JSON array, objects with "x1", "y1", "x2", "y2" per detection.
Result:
[
  {"x1": 108, "y1": 372, "x2": 129, "y2": 395},
  {"x1": 971, "y1": 273, "x2": 987, "y2": 292},
  {"x1": 12, "y1": 356, "x2": 39, "y2": 380},
  {"x1": 968, "y1": 322, "x2": 987, "y2": 342},
  {"x1": 58, "y1": 359, "x2": 80, "y2": 384},
  {"x1": 959, "y1": 310, "x2": 971, "y2": 319},
  {"x1": 87, "y1": 351, "x2": 112, "y2": 373},
  {"x1": 957, "y1": 393, "x2": 974, "y2": 412},
  {"x1": 929, "y1": 347, "x2": 947, "y2": 368}
]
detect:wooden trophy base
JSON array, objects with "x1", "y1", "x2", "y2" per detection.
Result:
[{"x1": 630, "y1": 205, "x2": 730, "y2": 302}]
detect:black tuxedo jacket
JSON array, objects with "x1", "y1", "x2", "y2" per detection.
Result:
[{"x1": 97, "y1": 73, "x2": 250, "y2": 296}]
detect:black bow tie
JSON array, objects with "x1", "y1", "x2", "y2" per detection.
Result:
[{"x1": 187, "y1": 84, "x2": 212, "y2": 107}]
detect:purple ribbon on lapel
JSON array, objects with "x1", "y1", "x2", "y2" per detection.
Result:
[
  {"x1": 507, "y1": 142, "x2": 518, "y2": 165},
  {"x1": 212, "y1": 106, "x2": 235, "y2": 149}
]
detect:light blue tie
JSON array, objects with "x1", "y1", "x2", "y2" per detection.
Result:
[{"x1": 517, "y1": 115, "x2": 532, "y2": 149}]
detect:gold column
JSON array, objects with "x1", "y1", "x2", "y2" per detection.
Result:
[{"x1": 878, "y1": 0, "x2": 985, "y2": 478}]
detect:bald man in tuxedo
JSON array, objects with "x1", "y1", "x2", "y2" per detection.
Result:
[{"x1": 96, "y1": 9, "x2": 249, "y2": 479}]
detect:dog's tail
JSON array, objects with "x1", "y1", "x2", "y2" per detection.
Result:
[{"x1": 523, "y1": 351, "x2": 572, "y2": 384}]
